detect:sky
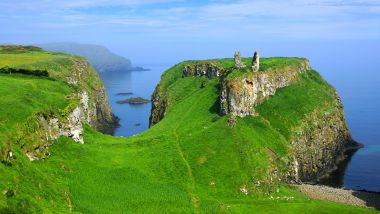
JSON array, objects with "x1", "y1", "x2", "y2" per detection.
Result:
[{"x1": 1, "y1": 0, "x2": 380, "y2": 64}]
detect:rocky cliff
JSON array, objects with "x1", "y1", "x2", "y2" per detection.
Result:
[
  {"x1": 27, "y1": 58, "x2": 118, "y2": 160},
  {"x1": 150, "y1": 52, "x2": 359, "y2": 183},
  {"x1": 0, "y1": 47, "x2": 118, "y2": 160},
  {"x1": 285, "y1": 92, "x2": 359, "y2": 183},
  {"x1": 220, "y1": 59, "x2": 311, "y2": 117},
  {"x1": 65, "y1": 58, "x2": 118, "y2": 133}
]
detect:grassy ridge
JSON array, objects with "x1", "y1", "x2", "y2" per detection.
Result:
[{"x1": 0, "y1": 50, "x2": 376, "y2": 213}]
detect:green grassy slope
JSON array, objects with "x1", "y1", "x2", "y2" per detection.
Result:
[
  {"x1": 0, "y1": 51, "x2": 376, "y2": 213},
  {"x1": 0, "y1": 74, "x2": 73, "y2": 151}
]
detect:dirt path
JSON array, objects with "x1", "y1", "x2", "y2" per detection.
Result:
[{"x1": 296, "y1": 184, "x2": 380, "y2": 210}]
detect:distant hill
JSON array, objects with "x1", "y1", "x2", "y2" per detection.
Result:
[{"x1": 39, "y1": 42, "x2": 147, "y2": 72}]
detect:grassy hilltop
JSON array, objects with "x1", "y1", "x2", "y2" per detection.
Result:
[{"x1": 0, "y1": 46, "x2": 376, "y2": 213}]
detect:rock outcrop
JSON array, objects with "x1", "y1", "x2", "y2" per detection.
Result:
[
  {"x1": 183, "y1": 63, "x2": 227, "y2": 78},
  {"x1": 220, "y1": 59, "x2": 311, "y2": 117},
  {"x1": 66, "y1": 59, "x2": 118, "y2": 134},
  {"x1": 285, "y1": 93, "x2": 359, "y2": 183},
  {"x1": 150, "y1": 87, "x2": 169, "y2": 126},
  {"x1": 234, "y1": 51, "x2": 246, "y2": 69},
  {"x1": 25, "y1": 58, "x2": 118, "y2": 160},
  {"x1": 252, "y1": 51, "x2": 260, "y2": 72}
]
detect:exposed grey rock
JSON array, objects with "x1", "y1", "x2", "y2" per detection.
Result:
[
  {"x1": 220, "y1": 60, "x2": 311, "y2": 117},
  {"x1": 285, "y1": 98, "x2": 359, "y2": 183},
  {"x1": 150, "y1": 87, "x2": 169, "y2": 127},
  {"x1": 36, "y1": 91, "x2": 90, "y2": 149},
  {"x1": 234, "y1": 51, "x2": 246, "y2": 69},
  {"x1": 183, "y1": 63, "x2": 227, "y2": 78},
  {"x1": 26, "y1": 152, "x2": 39, "y2": 161},
  {"x1": 65, "y1": 59, "x2": 118, "y2": 133},
  {"x1": 252, "y1": 51, "x2": 260, "y2": 72}
]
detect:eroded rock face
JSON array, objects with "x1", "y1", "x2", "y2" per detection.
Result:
[
  {"x1": 252, "y1": 51, "x2": 260, "y2": 72},
  {"x1": 221, "y1": 59, "x2": 311, "y2": 117},
  {"x1": 234, "y1": 51, "x2": 246, "y2": 69},
  {"x1": 66, "y1": 59, "x2": 118, "y2": 134},
  {"x1": 149, "y1": 87, "x2": 169, "y2": 127},
  {"x1": 183, "y1": 63, "x2": 227, "y2": 78},
  {"x1": 285, "y1": 93, "x2": 359, "y2": 183},
  {"x1": 92, "y1": 87, "x2": 119, "y2": 134},
  {"x1": 40, "y1": 92, "x2": 89, "y2": 139}
]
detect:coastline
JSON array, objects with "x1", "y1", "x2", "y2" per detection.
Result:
[{"x1": 295, "y1": 184, "x2": 380, "y2": 209}]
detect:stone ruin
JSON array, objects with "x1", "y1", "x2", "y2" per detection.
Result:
[
  {"x1": 234, "y1": 50, "x2": 260, "y2": 72},
  {"x1": 252, "y1": 50, "x2": 259, "y2": 72},
  {"x1": 234, "y1": 51, "x2": 246, "y2": 69}
]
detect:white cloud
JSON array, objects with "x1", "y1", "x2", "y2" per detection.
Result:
[{"x1": 1, "y1": 0, "x2": 379, "y2": 41}]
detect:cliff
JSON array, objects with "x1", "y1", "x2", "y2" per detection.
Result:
[
  {"x1": 0, "y1": 45, "x2": 118, "y2": 160},
  {"x1": 220, "y1": 59, "x2": 311, "y2": 116},
  {"x1": 150, "y1": 53, "x2": 359, "y2": 183}
]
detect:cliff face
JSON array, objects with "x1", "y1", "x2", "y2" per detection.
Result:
[
  {"x1": 150, "y1": 56, "x2": 359, "y2": 183},
  {"x1": 64, "y1": 58, "x2": 117, "y2": 134},
  {"x1": 220, "y1": 60, "x2": 311, "y2": 117},
  {"x1": 14, "y1": 54, "x2": 118, "y2": 160},
  {"x1": 286, "y1": 92, "x2": 358, "y2": 183},
  {"x1": 150, "y1": 87, "x2": 169, "y2": 126}
]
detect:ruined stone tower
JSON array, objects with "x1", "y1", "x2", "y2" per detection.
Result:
[
  {"x1": 234, "y1": 51, "x2": 246, "y2": 69},
  {"x1": 252, "y1": 51, "x2": 259, "y2": 72}
]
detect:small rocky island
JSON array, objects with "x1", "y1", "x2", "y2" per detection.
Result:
[
  {"x1": 116, "y1": 92, "x2": 133, "y2": 96},
  {"x1": 116, "y1": 97, "x2": 150, "y2": 104}
]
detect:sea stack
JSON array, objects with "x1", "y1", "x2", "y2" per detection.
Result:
[
  {"x1": 252, "y1": 50, "x2": 260, "y2": 72},
  {"x1": 234, "y1": 51, "x2": 246, "y2": 69}
]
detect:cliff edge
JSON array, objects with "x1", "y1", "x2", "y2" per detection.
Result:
[
  {"x1": 0, "y1": 45, "x2": 118, "y2": 160},
  {"x1": 150, "y1": 51, "x2": 360, "y2": 183}
]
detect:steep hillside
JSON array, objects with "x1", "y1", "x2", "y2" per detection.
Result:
[
  {"x1": 0, "y1": 47, "x2": 374, "y2": 213},
  {"x1": 0, "y1": 45, "x2": 118, "y2": 160}
]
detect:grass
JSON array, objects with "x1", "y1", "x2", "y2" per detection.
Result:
[
  {"x1": 0, "y1": 48, "x2": 377, "y2": 213},
  {"x1": 256, "y1": 70, "x2": 337, "y2": 140},
  {"x1": 0, "y1": 74, "x2": 73, "y2": 152}
]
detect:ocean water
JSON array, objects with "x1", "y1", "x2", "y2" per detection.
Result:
[
  {"x1": 312, "y1": 51, "x2": 380, "y2": 192},
  {"x1": 99, "y1": 44, "x2": 380, "y2": 191},
  {"x1": 99, "y1": 64, "x2": 168, "y2": 137}
]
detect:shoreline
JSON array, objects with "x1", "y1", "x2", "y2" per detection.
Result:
[{"x1": 295, "y1": 184, "x2": 380, "y2": 210}]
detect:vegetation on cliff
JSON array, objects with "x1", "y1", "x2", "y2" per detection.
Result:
[{"x1": 0, "y1": 47, "x2": 374, "y2": 213}]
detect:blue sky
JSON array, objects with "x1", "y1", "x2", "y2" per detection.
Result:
[{"x1": 1, "y1": 0, "x2": 379, "y2": 63}]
